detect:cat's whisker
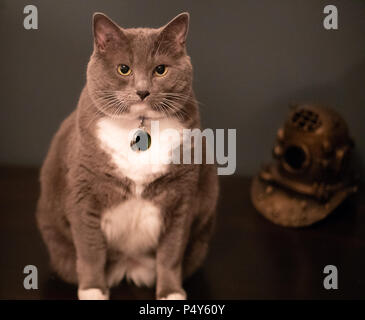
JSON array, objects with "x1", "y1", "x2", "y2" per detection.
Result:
[
  {"x1": 159, "y1": 103, "x2": 173, "y2": 120},
  {"x1": 114, "y1": 100, "x2": 128, "y2": 118},
  {"x1": 156, "y1": 92, "x2": 200, "y2": 106},
  {"x1": 160, "y1": 99, "x2": 185, "y2": 121},
  {"x1": 165, "y1": 93, "x2": 199, "y2": 104},
  {"x1": 154, "y1": 103, "x2": 166, "y2": 119},
  {"x1": 166, "y1": 101, "x2": 191, "y2": 121},
  {"x1": 94, "y1": 89, "x2": 196, "y2": 122},
  {"x1": 162, "y1": 97, "x2": 188, "y2": 113},
  {"x1": 160, "y1": 91, "x2": 204, "y2": 107},
  {"x1": 85, "y1": 105, "x2": 105, "y2": 129}
]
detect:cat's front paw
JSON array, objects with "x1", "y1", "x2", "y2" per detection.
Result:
[
  {"x1": 78, "y1": 288, "x2": 109, "y2": 300},
  {"x1": 159, "y1": 292, "x2": 186, "y2": 300}
]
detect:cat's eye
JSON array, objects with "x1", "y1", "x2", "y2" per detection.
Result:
[
  {"x1": 154, "y1": 65, "x2": 168, "y2": 77},
  {"x1": 117, "y1": 64, "x2": 131, "y2": 76}
]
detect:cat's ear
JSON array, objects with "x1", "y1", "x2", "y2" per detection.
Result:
[
  {"x1": 92, "y1": 13, "x2": 125, "y2": 52},
  {"x1": 159, "y1": 13, "x2": 190, "y2": 52}
]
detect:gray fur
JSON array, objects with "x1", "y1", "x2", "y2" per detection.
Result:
[{"x1": 36, "y1": 12, "x2": 218, "y2": 299}]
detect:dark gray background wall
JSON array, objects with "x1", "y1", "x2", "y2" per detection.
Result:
[{"x1": 1, "y1": 0, "x2": 364, "y2": 177}]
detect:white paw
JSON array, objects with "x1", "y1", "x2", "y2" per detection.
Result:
[
  {"x1": 159, "y1": 292, "x2": 186, "y2": 300},
  {"x1": 78, "y1": 288, "x2": 109, "y2": 300}
]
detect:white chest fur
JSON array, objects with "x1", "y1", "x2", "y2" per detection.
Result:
[
  {"x1": 96, "y1": 115, "x2": 183, "y2": 287},
  {"x1": 100, "y1": 198, "x2": 162, "y2": 288},
  {"x1": 101, "y1": 198, "x2": 162, "y2": 255},
  {"x1": 96, "y1": 116, "x2": 183, "y2": 188}
]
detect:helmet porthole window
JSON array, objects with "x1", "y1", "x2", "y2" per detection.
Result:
[{"x1": 283, "y1": 145, "x2": 308, "y2": 172}]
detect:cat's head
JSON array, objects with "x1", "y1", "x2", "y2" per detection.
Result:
[{"x1": 87, "y1": 12, "x2": 194, "y2": 121}]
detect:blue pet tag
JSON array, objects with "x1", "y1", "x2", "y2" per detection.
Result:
[{"x1": 130, "y1": 129, "x2": 151, "y2": 152}]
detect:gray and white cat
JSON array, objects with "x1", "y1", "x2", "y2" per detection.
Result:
[{"x1": 36, "y1": 12, "x2": 218, "y2": 300}]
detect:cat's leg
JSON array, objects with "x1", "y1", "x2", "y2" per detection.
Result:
[
  {"x1": 38, "y1": 225, "x2": 78, "y2": 284},
  {"x1": 69, "y1": 210, "x2": 109, "y2": 300},
  {"x1": 36, "y1": 201, "x2": 78, "y2": 284},
  {"x1": 183, "y1": 164, "x2": 218, "y2": 279},
  {"x1": 183, "y1": 214, "x2": 215, "y2": 280},
  {"x1": 155, "y1": 203, "x2": 192, "y2": 300}
]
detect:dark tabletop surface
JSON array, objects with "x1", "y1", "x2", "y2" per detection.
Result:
[{"x1": 0, "y1": 166, "x2": 364, "y2": 300}]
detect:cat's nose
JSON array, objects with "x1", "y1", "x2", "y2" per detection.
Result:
[{"x1": 136, "y1": 90, "x2": 150, "y2": 101}]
